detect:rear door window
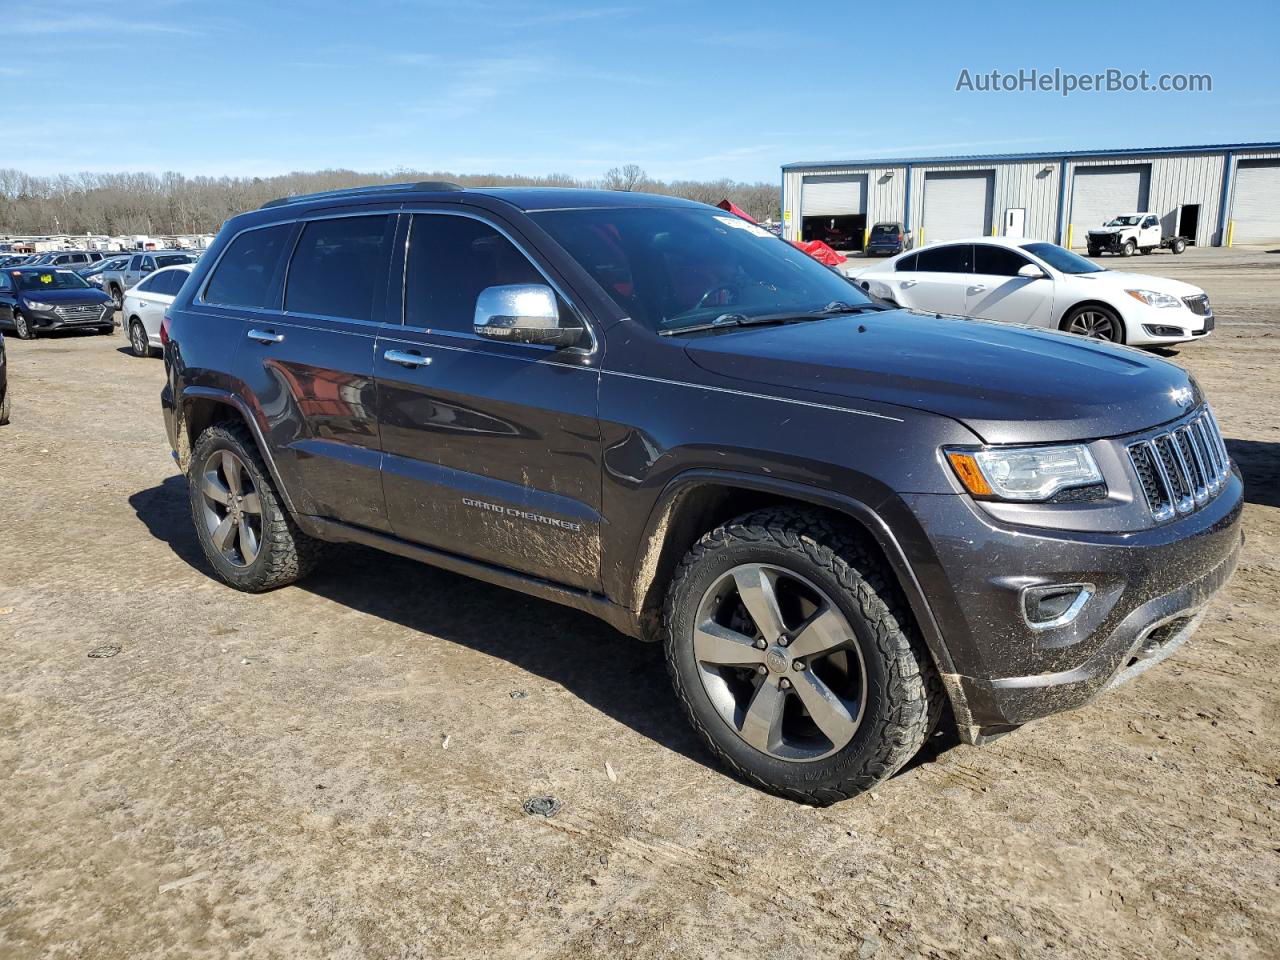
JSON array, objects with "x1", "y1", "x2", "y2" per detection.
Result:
[
  {"x1": 914, "y1": 244, "x2": 972, "y2": 273},
  {"x1": 203, "y1": 223, "x2": 293, "y2": 308},
  {"x1": 895, "y1": 252, "x2": 918, "y2": 272},
  {"x1": 284, "y1": 215, "x2": 393, "y2": 322}
]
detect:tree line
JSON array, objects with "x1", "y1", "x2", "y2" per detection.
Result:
[{"x1": 0, "y1": 166, "x2": 780, "y2": 237}]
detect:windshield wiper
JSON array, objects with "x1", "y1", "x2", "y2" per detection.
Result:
[
  {"x1": 818, "y1": 300, "x2": 890, "y2": 315},
  {"x1": 659, "y1": 304, "x2": 889, "y2": 336}
]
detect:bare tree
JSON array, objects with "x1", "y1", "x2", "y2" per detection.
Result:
[{"x1": 602, "y1": 164, "x2": 647, "y2": 192}]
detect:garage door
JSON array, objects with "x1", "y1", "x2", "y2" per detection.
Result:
[
  {"x1": 801, "y1": 174, "x2": 867, "y2": 216},
  {"x1": 1070, "y1": 164, "x2": 1151, "y2": 245},
  {"x1": 1231, "y1": 160, "x2": 1280, "y2": 245},
  {"x1": 922, "y1": 171, "x2": 993, "y2": 243}
]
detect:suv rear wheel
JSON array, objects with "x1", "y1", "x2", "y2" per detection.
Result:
[
  {"x1": 189, "y1": 422, "x2": 326, "y2": 591},
  {"x1": 663, "y1": 507, "x2": 942, "y2": 804}
]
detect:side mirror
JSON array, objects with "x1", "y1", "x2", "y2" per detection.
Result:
[
  {"x1": 474, "y1": 284, "x2": 584, "y2": 348},
  {"x1": 1017, "y1": 263, "x2": 1047, "y2": 280},
  {"x1": 141, "y1": 265, "x2": 154, "y2": 274}
]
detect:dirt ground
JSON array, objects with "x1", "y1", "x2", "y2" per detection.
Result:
[{"x1": 1, "y1": 247, "x2": 1277, "y2": 960}]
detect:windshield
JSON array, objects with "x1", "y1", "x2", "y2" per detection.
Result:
[
  {"x1": 1021, "y1": 242, "x2": 1107, "y2": 275},
  {"x1": 530, "y1": 207, "x2": 872, "y2": 333},
  {"x1": 14, "y1": 269, "x2": 92, "y2": 291},
  {"x1": 1104, "y1": 216, "x2": 1142, "y2": 226}
]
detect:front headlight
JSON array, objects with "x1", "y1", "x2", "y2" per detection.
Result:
[
  {"x1": 1125, "y1": 288, "x2": 1181, "y2": 309},
  {"x1": 24, "y1": 300, "x2": 54, "y2": 311},
  {"x1": 945, "y1": 444, "x2": 1103, "y2": 501}
]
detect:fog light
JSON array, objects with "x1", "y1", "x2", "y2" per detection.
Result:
[
  {"x1": 1143, "y1": 324, "x2": 1185, "y2": 338},
  {"x1": 1022, "y1": 583, "x2": 1094, "y2": 630}
]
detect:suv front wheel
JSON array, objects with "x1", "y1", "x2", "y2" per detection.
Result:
[
  {"x1": 663, "y1": 508, "x2": 942, "y2": 804},
  {"x1": 188, "y1": 422, "x2": 326, "y2": 591}
]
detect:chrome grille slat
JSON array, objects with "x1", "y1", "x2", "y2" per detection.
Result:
[
  {"x1": 1206, "y1": 408, "x2": 1232, "y2": 479},
  {"x1": 1176, "y1": 426, "x2": 1209, "y2": 505},
  {"x1": 1189, "y1": 420, "x2": 1219, "y2": 494},
  {"x1": 1126, "y1": 405, "x2": 1231, "y2": 522}
]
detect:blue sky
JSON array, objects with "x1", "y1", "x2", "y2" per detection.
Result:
[{"x1": 6, "y1": 0, "x2": 1276, "y2": 182}]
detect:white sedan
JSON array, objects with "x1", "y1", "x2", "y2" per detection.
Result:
[
  {"x1": 848, "y1": 238, "x2": 1213, "y2": 346},
  {"x1": 121, "y1": 264, "x2": 193, "y2": 357}
]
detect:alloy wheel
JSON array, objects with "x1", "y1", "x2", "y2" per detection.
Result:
[
  {"x1": 130, "y1": 322, "x2": 147, "y2": 356},
  {"x1": 13, "y1": 312, "x2": 31, "y2": 339},
  {"x1": 199, "y1": 450, "x2": 263, "y2": 567},
  {"x1": 1067, "y1": 310, "x2": 1118, "y2": 341},
  {"x1": 692, "y1": 563, "x2": 867, "y2": 762}
]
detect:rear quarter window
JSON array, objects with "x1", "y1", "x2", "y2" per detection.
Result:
[{"x1": 203, "y1": 224, "x2": 293, "y2": 309}]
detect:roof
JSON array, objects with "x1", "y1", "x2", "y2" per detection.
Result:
[
  {"x1": 260, "y1": 182, "x2": 705, "y2": 213},
  {"x1": 782, "y1": 140, "x2": 1280, "y2": 171}
]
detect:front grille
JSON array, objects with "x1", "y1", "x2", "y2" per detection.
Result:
[
  {"x1": 54, "y1": 303, "x2": 107, "y2": 322},
  {"x1": 1183, "y1": 295, "x2": 1210, "y2": 316},
  {"x1": 1127, "y1": 408, "x2": 1231, "y2": 521}
]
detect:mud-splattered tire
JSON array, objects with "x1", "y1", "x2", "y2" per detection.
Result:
[
  {"x1": 0, "y1": 388, "x2": 9, "y2": 425},
  {"x1": 188, "y1": 421, "x2": 326, "y2": 592},
  {"x1": 663, "y1": 507, "x2": 943, "y2": 804}
]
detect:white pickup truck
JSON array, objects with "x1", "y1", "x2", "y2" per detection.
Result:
[
  {"x1": 100, "y1": 250, "x2": 198, "y2": 308},
  {"x1": 1086, "y1": 213, "x2": 1188, "y2": 258}
]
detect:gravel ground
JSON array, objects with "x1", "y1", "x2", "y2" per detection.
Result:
[{"x1": 1, "y1": 246, "x2": 1277, "y2": 959}]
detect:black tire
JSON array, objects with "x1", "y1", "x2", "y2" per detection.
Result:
[
  {"x1": 127, "y1": 319, "x2": 149, "y2": 357},
  {"x1": 12, "y1": 310, "x2": 34, "y2": 340},
  {"x1": 188, "y1": 421, "x2": 326, "y2": 592},
  {"x1": 663, "y1": 507, "x2": 943, "y2": 804},
  {"x1": 1120, "y1": 240, "x2": 1135, "y2": 257},
  {"x1": 1060, "y1": 304, "x2": 1124, "y2": 343},
  {"x1": 0, "y1": 388, "x2": 9, "y2": 426},
  {"x1": 109, "y1": 285, "x2": 123, "y2": 309},
  {"x1": 1172, "y1": 238, "x2": 1187, "y2": 254},
  {"x1": 1087, "y1": 246, "x2": 1101, "y2": 258},
  {"x1": 1140, "y1": 247, "x2": 1153, "y2": 255}
]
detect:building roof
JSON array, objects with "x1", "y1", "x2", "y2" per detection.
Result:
[{"x1": 782, "y1": 141, "x2": 1280, "y2": 171}]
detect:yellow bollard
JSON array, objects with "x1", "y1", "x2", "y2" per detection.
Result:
[
  {"x1": 1067, "y1": 224, "x2": 1073, "y2": 249},
  {"x1": 1226, "y1": 221, "x2": 1234, "y2": 247}
]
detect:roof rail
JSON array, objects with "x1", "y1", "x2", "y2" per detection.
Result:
[{"x1": 260, "y1": 180, "x2": 464, "y2": 209}]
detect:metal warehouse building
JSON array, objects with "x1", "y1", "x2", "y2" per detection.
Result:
[{"x1": 781, "y1": 141, "x2": 1280, "y2": 251}]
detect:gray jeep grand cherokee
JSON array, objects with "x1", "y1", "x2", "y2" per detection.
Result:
[{"x1": 160, "y1": 182, "x2": 1243, "y2": 804}]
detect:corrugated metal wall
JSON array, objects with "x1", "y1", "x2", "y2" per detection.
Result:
[
  {"x1": 782, "y1": 165, "x2": 905, "y2": 242},
  {"x1": 784, "y1": 147, "x2": 1251, "y2": 248},
  {"x1": 1060, "y1": 153, "x2": 1223, "y2": 247}
]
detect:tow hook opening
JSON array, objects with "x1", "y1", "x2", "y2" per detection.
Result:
[{"x1": 1126, "y1": 615, "x2": 1194, "y2": 668}]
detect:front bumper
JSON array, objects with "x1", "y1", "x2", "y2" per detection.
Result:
[
  {"x1": 1123, "y1": 299, "x2": 1214, "y2": 345},
  {"x1": 895, "y1": 469, "x2": 1244, "y2": 742}
]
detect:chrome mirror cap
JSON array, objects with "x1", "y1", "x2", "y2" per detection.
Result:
[{"x1": 473, "y1": 284, "x2": 583, "y2": 348}]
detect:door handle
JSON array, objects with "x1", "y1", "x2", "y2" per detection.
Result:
[
  {"x1": 969, "y1": 284, "x2": 987, "y2": 292},
  {"x1": 900, "y1": 280, "x2": 917, "y2": 288},
  {"x1": 384, "y1": 349, "x2": 432, "y2": 368},
  {"x1": 247, "y1": 328, "x2": 284, "y2": 344}
]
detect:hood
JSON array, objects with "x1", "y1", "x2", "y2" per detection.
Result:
[
  {"x1": 1072, "y1": 270, "x2": 1205, "y2": 298},
  {"x1": 20, "y1": 287, "x2": 112, "y2": 306},
  {"x1": 683, "y1": 311, "x2": 1199, "y2": 444}
]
